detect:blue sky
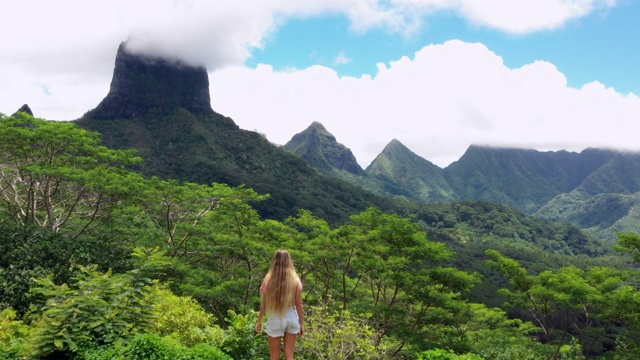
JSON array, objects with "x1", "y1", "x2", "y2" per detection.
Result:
[
  {"x1": 249, "y1": 3, "x2": 639, "y2": 94},
  {"x1": 1, "y1": 0, "x2": 640, "y2": 167}
]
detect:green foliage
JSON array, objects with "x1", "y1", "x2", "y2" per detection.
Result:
[
  {"x1": 418, "y1": 348, "x2": 483, "y2": 360},
  {"x1": 615, "y1": 232, "x2": 640, "y2": 263},
  {"x1": 458, "y1": 303, "x2": 550, "y2": 360},
  {"x1": 78, "y1": 333, "x2": 231, "y2": 360},
  {"x1": 487, "y1": 250, "x2": 640, "y2": 358},
  {"x1": 298, "y1": 305, "x2": 386, "y2": 360},
  {"x1": 287, "y1": 207, "x2": 481, "y2": 357},
  {"x1": 128, "y1": 178, "x2": 268, "y2": 256},
  {"x1": 4, "y1": 110, "x2": 640, "y2": 359},
  {"x1": 150, "y1": 287, "x2": 223, "y2": 346},
  {"x1": 27, "y1": 259, "x2": 158, "y2": 358},
  {"x1": 0, "y1": 308, "x2": 31, "y2": 358},
  {"x1": 219, "y1": 310, "x2": 269, "y2": 360},
  {"x1": 120, "y1": 333, "x2": 228, "y2": 360},
  {"x1": 0, "y1": 112, "x2": 142, "y2": 238},
  {"x1": 419, "y1": 201, "x2": 607, "y2": 257},
  {"x1": 0, "y1": 222, "x2": 131, "y2": 316}
]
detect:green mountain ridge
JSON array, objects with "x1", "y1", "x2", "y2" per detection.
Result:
[
  {"x1": 285, "y1": 123, "x2": 640, "y2": 242},
  {"x1": 282, "y1": 121, "x2": 364, "y2": 176},
  {"x1": 60, "y1": 41, "x2": 616, "y2": 253},
  {"x1": 75, "y1": 43, "x2": 390, "y2": 224},
  {"x1": 283, "y1": 126, "x2": 456, "y2": 203}
]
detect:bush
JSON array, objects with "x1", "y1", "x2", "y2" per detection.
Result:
[
  {"x1": 219, "y1": 310, "x2": 269, "y2": 360},
  {"x1": 77, "y1": 333, "x2": 231, "y2": 360},
  {"x1": 0, "y1": 308, "x2": 30, "y2": 358},
  {"x1": 150, "y1": 287, "x2": 224, "y2": 346},
  {"x1": 0, "y1": 222, "x2": 131, "y2": 317},
  {"x1": 297, "y1": 305, "x2": 385, "y2": 360},
  {"x1": 419, "y1": 348, "x2": 483, "y2": 359}
]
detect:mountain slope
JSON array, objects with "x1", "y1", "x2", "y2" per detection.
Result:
[
  {"x1": 442, "y1": 146, "x2": 617, "y2": 213},
  {"x1": 283, "y1": 121, "x2": 364, "y2": 176},
  {"x1": 365, "y1": 139, "x2": 455, "y2": 202},
  {"x1": 76, "y1": 43, "x2": 389, "y2": 223},
  {"x1": 535, "y1": 151, "x2": 640, "y2": 241},
  {"x1": 284, "y1": 124, "x2": 455, "y2": 202},
  {"x1": 286, "y1": 125, "x2": 640, "y2": 241}
]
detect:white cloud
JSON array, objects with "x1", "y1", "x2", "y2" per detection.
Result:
[
  {"x1": 211, "y1": 40, "x2": 640, "y2": 168},
  {"x1": 334, "y1": 51, "x2": 353, "y2": 65},
  {"x1": 0, "y1": 0, "x2": 630, "y2": 164},
  {"x1": 386, "y1": 0, "x2": 617, "y2": 34}
]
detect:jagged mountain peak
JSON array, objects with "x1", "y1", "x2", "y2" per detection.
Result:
[
  {"x1": 366, "y1": 138, "x2": 454, "y2": 202},
  {"x1": 283, "y1": 122, "x2": 364, "y2": 175},
  {"x1": 12, "y1": 104, "x2": 33, "y2": 117},
  {"x1": 308, "y1": 121, "x2": 328, "y2": 131},
  {"x1": 380, "y1": 138, "x2": 410, "y2": 153},
  {"x1": 82, "y1": 42, "x2": 214, "y2": 120}
]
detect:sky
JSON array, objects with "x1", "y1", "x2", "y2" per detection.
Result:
[{"x1": 1, "y1": 0, "x2": 639, "y2": 168}]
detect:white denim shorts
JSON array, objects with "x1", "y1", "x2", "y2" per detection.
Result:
[{"x1": 265, "y1": 306, "x2": 300, "y2": 337}]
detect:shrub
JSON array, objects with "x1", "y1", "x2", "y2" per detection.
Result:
[
  {"x1": 27, "y1": 263, "x2": 156, "y2": 358},
  {"x1": 0, "y1": 308, "x2": 31, "y2": 358},
  {"x1": 150, "y1": 287, "x2": 224, "y2": 346},
  {"x1": 76, "y1": 333, "x2": 231, "y2": 360},
  {"x1": 219, "y1": 310, "x2": 269, "y2": 360},
  {"x1": 418, "y1": 348, "x2": 483, "y2": 359},
  {"x1": 297, "y1": 305, "x2": 384, "y2": 360}
]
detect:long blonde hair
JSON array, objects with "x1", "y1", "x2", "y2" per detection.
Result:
[{"x1": 262, "y1": 249, "x2": 300, "y2": 315}]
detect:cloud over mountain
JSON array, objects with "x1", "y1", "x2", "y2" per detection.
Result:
[
  {"x1": 211, "y1": 40, "x2": 640, "y2": 167},
  {"x1": 0, "y1": 0, "x2": 632, "y2": 165}
]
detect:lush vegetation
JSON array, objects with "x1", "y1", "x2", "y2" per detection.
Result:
[
  {"x1": 76, "y1": 108, "x2": 391, "y2": 225},
  {"x1": 2, "y1": 112, "x2": 640, "y2": 359},
  {"x1": 286, "y1": 124, "x2": 640, "y2": 243}
]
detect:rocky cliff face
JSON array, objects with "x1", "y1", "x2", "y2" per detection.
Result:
[
  {"x1": 84, "y1": 42, "x2": 213, "y2": 120},
  {"x1": 12, "y1": 104, "x2": 33, "y2": 117}
]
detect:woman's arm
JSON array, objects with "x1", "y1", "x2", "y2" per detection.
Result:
[
  {"x1": 256, "y1": 291, "x2": 266, "y2": 334},
  {"x1": 295, "y1": 281, "x2": 304, "y2": 336}
]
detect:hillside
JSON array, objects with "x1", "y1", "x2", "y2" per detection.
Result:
[
  {"x1": 284, "y1": 124, "x2": 456, "y2": 203},
  {"x1": 286, "y1": 122, "x2": 640, "y2": 241},
  {"x1": 282, "y1": 121, "x2": 364, "y2": 176},
  {"x1": 75, "y1": 42, "x2": 389, "y2": 223}
]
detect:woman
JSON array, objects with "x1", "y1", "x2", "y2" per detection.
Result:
[{"x1": 256, "y1": 249, "x2": 305, "y2": 360}]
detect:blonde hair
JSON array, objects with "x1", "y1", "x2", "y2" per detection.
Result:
[{"x1": 263, "y1": 249, "x2": 300, "y2": 315}]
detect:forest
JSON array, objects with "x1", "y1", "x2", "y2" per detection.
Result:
[{"x1": 2, "y1": 112, "x2": 640, "y2": 359}]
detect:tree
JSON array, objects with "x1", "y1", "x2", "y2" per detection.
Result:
[
  {"x1": 348, "y1": 208, "x2": 479, "y2": 356},
  {"x1": 298, "y1": 305, "x2": 386, "y2": 360},
  {"x1": 487, "y1": 249, "x2": 640, "y2": 358},
  {"x1": 615, "y1": 233, "x2": 640, "y2": 263},
  {"x1": 0, "y1": 113, "x2": 141, "y2": 238},
  {"x1": 0, "y1": 222, "x2": 131, "y2": 316},
  {"x1": 27, "y1": 247, "x2": 168, "y2": 358}
]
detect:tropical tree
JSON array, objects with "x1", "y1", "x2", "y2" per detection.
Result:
[
  {"x1": 487, "y1": 249, "x2": 640, "y2": 358},
  {"x1": 0, "y1": 112, "x2": 141, "y2": 238}
]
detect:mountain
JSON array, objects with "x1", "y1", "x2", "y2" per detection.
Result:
[
  {"x1": 284, "y1": 124, "x2": 455, "y2": 203},
  {"x1": 365, "y1": 139, "x2": 455, "y2": 202},
  {"x1": 76, "y1": 42, "x2": 389, "y2": 223},
  {"x1": 535, "y1": 151, "x2": 640, "y2": 240},
  {"x1": 69, "y1": 41, "x2": 629, "y2": 244},
  {"x1": 285, "y1": 124, "x2": 640, "y2": 242},
  {"x1": 443, "y1": 146, "x2": 640, "y2": 241},
  {"x1": 84, "y1": 42, "x2": 213, "y2": 120},
  {"x1": 12, "y1": 104, "x2": 33, "y2": 117},
  {"x1": 283, "y1": 121, "x2": 364, "y2": 176},
  {"x1": 443, "y1": 146, "x2": 617, "y2": 212}
]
